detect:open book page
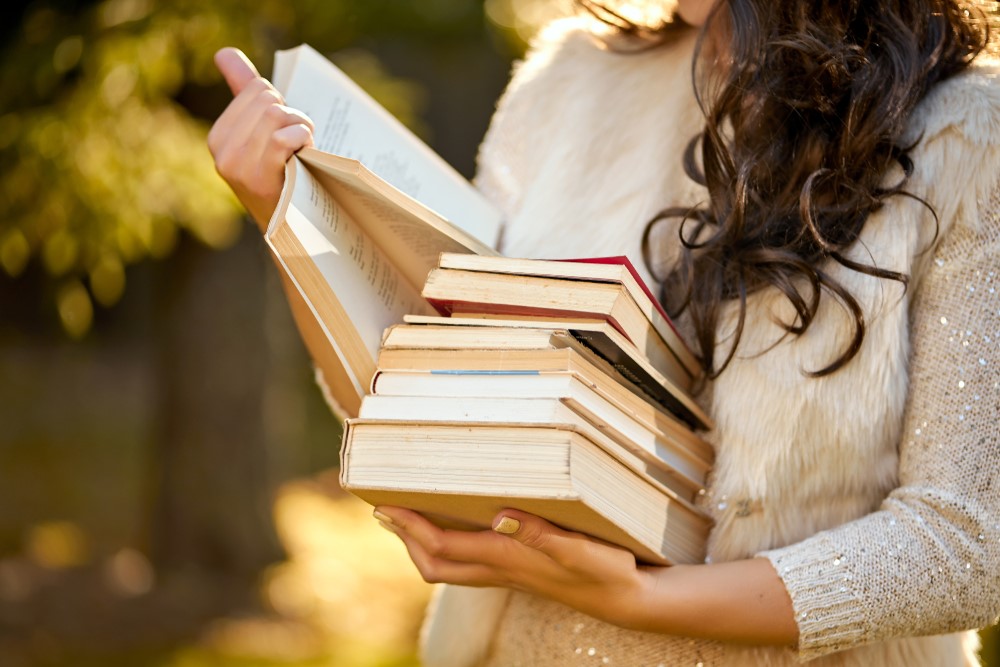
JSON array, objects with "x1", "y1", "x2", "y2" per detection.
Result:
[
  {"x1": 274, "y1": 44, "x2": 502, "y2": 249},
  {"x1": 271, "y1": 264, "x2": 364, "y2": 418},
  {"x1": 267, "y1": 158, "x2": 435, "y2": 381},
  {"x1": 300, "y1": 149, "x2": 496, "y2": 291}
]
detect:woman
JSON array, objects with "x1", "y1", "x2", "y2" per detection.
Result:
[{"x1": 209, "y1": 0, "x2": 1000, "y2": 664}]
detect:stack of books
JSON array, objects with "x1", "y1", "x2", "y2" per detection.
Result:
[
  {"x1": 262, "y1": 44, "x2": 714, "y2": 566},
  {"x1": 341, "y1": 254, "x2": 714, "y2": 565}
]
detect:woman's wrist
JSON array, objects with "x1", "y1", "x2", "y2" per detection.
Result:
[{"x1": 620, "y1": 563, "x2": 692, "y2": 634}]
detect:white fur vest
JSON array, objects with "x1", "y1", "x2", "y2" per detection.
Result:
[{"x1": 420, "y1": 17, "x2": 1000, "y2": 667}]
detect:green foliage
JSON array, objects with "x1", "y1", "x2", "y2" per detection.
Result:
[
  {"x1": 0, "y1": 0, "x2": 247, "y2": 336},
  {"x1": 0, "y1": 0, "x2": 473, "y2": 338}
]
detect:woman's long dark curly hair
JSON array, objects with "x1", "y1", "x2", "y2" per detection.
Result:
[{"x1": 578, "y1": 0, "x2": 994, "y2": 378}]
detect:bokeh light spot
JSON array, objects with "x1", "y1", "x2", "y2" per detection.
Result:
[
  {"x1": 1, "y1": 229, "x2": 30, "y2": 277},
  {"x1": 56, "y1": 280, "x2": 94, "y2": 338},
  {"x1": 25, "y1": 521, "x2": 91, "y2": 569},
  {"x1": 89, "y1": 253, "x2": 126, "y2": 307},
  {"x1": 53, "y1": 36, "x2": 84, "y2": 73}
]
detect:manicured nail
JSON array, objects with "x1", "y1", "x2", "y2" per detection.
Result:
[
  {"x1": 373, "y1": 509, "x2": 396, "y2": 527},
  {"x1": 493, "y1": 516, "x2": 521, "y2": 535},
  {"x1": 376, "y1": 520, "x2": 398, "y2": 534}
]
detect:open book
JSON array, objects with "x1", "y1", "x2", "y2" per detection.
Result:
[{"x1": 265, "y1": 44, "x2": 503, "y2": 416}]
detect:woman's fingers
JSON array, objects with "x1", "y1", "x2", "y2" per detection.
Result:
[
  {"x1": 376, "y1": 507, "x2": 513, "y2": 565},
  {"x1": 208, "y1": 47, "x2": 315, "y2": 226},
  {"x1": 274, "y1": 122, "x2": 315, "y2": 152},
  {"x1": 375, "y1": 508, "x2": 511, "y2": 586},
  {"x1": 243, "y1": 121, "x2": 315, "y2": 224},
  {"x1": 491, "y1": 509, "x2": 636, "y2": 575},
  {"x1": 374, "y1": 506, "x2": 632, "y2": 576},
  {"x1": 229, "y1": 99, "x2": 313, "y2": 178},
  {"x1": 381, "y1": 519, "x2": 504, "y2": 587},
  {"x1": 374, "y1": 507, "x2": 634, "y2": 580},
  {"x1": 209, "y1": 80, "x2": 278, "y2": 149},
  {"x1": 374, "y1": 506, "x2": 649, "y2": 626},
  {"x1": 239, "y1": 106, "x2": 314, "y2": 194}
]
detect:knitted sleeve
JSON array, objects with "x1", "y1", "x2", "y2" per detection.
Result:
[{"x1": 759, "y1": 183, "x2": 1000, "y2": 661}]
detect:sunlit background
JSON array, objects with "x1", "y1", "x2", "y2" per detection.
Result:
[{"x1": 0, "y1": 1, "x2": 997, "y2": 665}]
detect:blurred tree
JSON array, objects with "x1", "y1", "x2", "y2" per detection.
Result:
[
  {"x1": 0, "y1": 0, "x2": 470, "y2": 338},
  {"x1": 0, "y1": 0, "x2": 238, "y2": 337},
  {"x1": 0, "y1": 1, "x2": 514, "y2": 663}
]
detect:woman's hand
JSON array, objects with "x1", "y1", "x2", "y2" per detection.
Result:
[
  {"x1": 374, "y1": 505, "x2": 799, "y2": 645},
  {"x1": 373, "y1": 506, "x2": 652, "y2": 629},
  {"x1": 208, "y1": 47, "x2": 315, "y2": 229}
]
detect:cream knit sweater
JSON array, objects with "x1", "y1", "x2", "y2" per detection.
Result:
[{"x1": 419, "y1": 17, "x2": 1000, "y2": 667}]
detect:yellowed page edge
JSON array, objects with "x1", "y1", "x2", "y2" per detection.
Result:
[{"x1": 269, "y1": 223, "x2": 377, "y2": 389}]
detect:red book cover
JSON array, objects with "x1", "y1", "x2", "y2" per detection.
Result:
[{"x1": 556, "y1": 255, "x2": 687, "y2": 350}]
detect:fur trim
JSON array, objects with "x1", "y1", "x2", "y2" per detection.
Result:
[
  {"x1": 906, "y1": 57, "x2": 1000, "y2": 248},
  {"x1": 703, "y1": 57, "x2": 1000, "y2": 562},
  {"x1": 419, "y1": 586, "x2": 510, "y2": 667},
  {"x1": 908, "y1": 57, "x2": 1000, "y2": 149}
]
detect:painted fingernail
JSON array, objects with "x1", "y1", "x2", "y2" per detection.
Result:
[
  {"x1": 376, "y1": 520, "x2": 399, "y2": 534},
  {"x1": 493, "y1": 516, "x2": 521, "y2": 535},
  {"x1": 373, "y1": 509, "x2": 396, "y2": 527}
]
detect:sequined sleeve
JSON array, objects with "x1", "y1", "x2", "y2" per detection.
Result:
[{"x1": 759, "y1": 185, "x2": 1000, "y2": 661}]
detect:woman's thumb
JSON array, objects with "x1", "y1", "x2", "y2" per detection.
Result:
[
  {"x1": 492, "y1": 511, "x2": 559, "y2": 554},
  {"x1": 215, "y1": 47, "x2": 261, "y2": 96}
]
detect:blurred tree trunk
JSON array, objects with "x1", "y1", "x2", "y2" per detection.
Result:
[
  {"x1": 149, "y1": 229, "x2": 283, "y2": 578},
  {"x1": 983, "y1": 627, "x2": 998, "y2": 666}
]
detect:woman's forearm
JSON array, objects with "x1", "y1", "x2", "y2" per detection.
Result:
[{"x1": 630, "y1": 557, "x2": 798, "y2": 645}]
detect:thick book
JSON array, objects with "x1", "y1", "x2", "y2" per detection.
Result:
[
  {"x1": 263, "y1": 44, "x2": 502, "y2": 416},
  {"x1": 434, "y1": 253, "x2": 701, "y2": 381},
  {"x1": 380, "y1": 318, "x2": 713, "y2": 446},
  {"x1": 421, "y1": 263, "x2": 695, "y2": 397},
  {"x1": 360, "y1": 388, "x2": 710, "y2": 499},
  {"x1": 395, "y1": 313, "x2": 695, "y2": 396},
  {"x1": 340, "y1": 420, "x2": 711, "y2": 565},
  {"x1": 376, "y1": 339, "x2": 712, "y2": 431}
]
